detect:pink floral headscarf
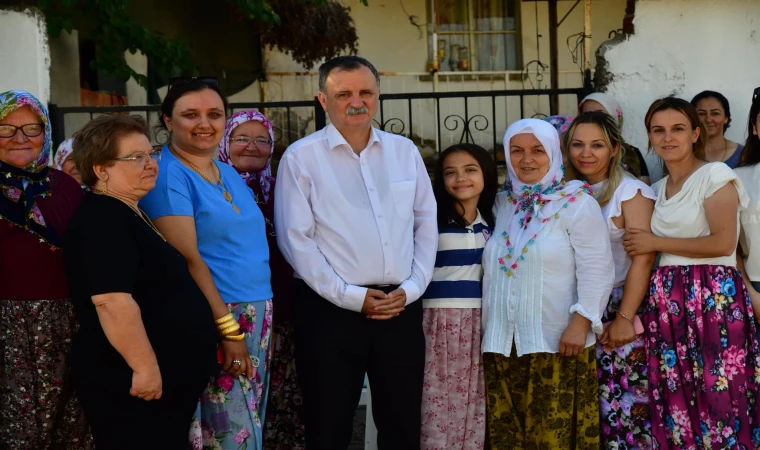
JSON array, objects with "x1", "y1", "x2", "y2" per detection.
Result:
[
  {"x1": 51, "y1": 138, "x2": 74, "y2": 170},
  {"x1": 218, "y1": 110, "x2": 275, "y2": 203}
]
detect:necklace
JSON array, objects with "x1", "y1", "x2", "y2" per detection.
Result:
[
  {"x1": 170, "y1": 146, "x2": 241, "y2": 214},
  {"x1": 93, "y1": 190, "x2": 167, "y2": 241}
]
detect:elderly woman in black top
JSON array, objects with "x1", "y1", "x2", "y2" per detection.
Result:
[{"x1": 63, "y1": 115, "x2": 219, "y2": 449}]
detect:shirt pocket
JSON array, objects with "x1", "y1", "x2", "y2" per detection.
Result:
[{"x1": 390, "y1": 180, "x2": 416, "y2": 219}]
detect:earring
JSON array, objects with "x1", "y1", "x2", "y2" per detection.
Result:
[{"x1": 103, "y1": 181, "x2": 108, "y2": 193}]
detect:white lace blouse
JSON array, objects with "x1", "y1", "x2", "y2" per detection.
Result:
[{"x1": 481, "y1": 191, "x2": 614, "y2": 357}]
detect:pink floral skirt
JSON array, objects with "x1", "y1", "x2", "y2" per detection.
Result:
[{"x1": 421, "y1": 307, "x2": 486, "y2": 450}]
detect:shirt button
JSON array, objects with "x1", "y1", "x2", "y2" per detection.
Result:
[
  {"x1": 386, "y1": 271, "x2": 391, "y2": 275},
  {"x1": 384, "y1": 241, "x2": 389, "y2": 246},
  {"x1": 377, "y1": 214, "x2": 383, "y2": 218},
  {"x1": 369, "y1": 188, "x2": 374, "y2": 192}
]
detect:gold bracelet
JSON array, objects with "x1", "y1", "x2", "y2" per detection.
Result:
[
  {"x1": 224, "y1": 332, "x2": 245, "y2": 342},
  {"x1": 214, "y1": 313, "x2": 234, "y2": 325},
  {"x1": 217, "y1": 320, "x2": 240, "y2": 333},
  {"x1": 219, "y1": 324, "x2": 241, "y2": 336},
  {"x1": 618, "y1": 311, "x2": 635, "y2": 323}
]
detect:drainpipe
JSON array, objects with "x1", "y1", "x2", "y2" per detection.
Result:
[
  {"x1": 548, "y1": 0, "x2": 559, "y2": 115},
  {"x1": 583, "y1": 0, "x2": 593, "y2": 90}
]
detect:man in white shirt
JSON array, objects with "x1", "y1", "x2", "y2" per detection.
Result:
[{"x1": 274, "y1": 56, "x2": 437, "y2": 449}]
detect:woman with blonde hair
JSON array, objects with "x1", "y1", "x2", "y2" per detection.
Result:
[{"x1": 564, "y1": 110, "x2": 656, "y2": 448}]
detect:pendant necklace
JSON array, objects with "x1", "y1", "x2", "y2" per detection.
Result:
[{"x1": 170, "y1": 146, "x2": 241, "y2": 214}]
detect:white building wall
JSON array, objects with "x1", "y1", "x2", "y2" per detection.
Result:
[
  {"x1": 0, "y1": 7, "x2": 50, "y2": 104},
  {"x1": 601, "y1": 0, "x2": 760, "y2": 182}
]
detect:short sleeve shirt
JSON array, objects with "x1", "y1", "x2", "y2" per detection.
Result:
[
  {"x1": 64, "y1": 194, "x2": 219, "y2": 392},
  {"x1": 140, "y1": 147, "x2": 272, "y2": 303}
]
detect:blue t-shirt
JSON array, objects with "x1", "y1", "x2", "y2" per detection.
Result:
[
  {"x1": 724, "y1": 144, "x2": 744, "y2": 169},
  {"x1": 140, "y1": 146, "x2": 272, "y2": 304}
]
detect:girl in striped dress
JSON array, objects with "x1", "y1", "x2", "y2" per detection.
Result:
[{"x1": 420, "y1": 144, "x2": 497, "y2": 450}]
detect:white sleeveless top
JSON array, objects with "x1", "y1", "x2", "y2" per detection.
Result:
[
  {"x1": 651, "y1": 162, "x2": 748, "y2": 267},
  {"x1": 592, "y1": 177, "x2": 656, "y2": 287}
]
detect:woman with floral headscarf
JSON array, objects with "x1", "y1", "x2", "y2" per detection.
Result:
[
  {"x1": 216, "y1": 110, "x2": 305, "y2": 449},
  {"x1": 481, "y1": 118, "x2": 613, "y2": 448},
  {"x1": 51, "y1": 137, "x2": 86, "y2": 187},
  {"x1": 580, "y1": 92, "x2": 651, "y2": 185},
  {"x1": 0, "y1": 90, "x2": 91, "y2": 448}
]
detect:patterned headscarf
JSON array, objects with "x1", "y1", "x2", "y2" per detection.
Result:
[
  {"x1": 0, "y1": 90, "x2": 59, "y2": 247},
  {"x1": 51, "y1": 138, "x2": 74, "y2": 170},
  {"x1": 499, "y1": 118, "x2": 590, "y2": 277},
  {"x1": 542, "y1": 115, "x2": 574, "y2": 134},
  {"x1": 218, "y1": 110, "x2": 275, "y2": 203}
]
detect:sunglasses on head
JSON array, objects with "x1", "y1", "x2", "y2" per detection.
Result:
[{"x1": 167, "y1": 76, "x2": 219, "y2": 91}]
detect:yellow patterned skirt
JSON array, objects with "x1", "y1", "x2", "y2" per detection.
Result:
[{"x1": 483, "y1": 345, "x2": 600, "y2": 450}]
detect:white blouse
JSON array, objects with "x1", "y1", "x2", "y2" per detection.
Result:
[
  {"x1": 481, "y1": 192, "x2": 614, "y2": 357},
  {"x1": 651, "y1": 163, "x2": 748, "y2": 268},
  {"x1": 592, "y1": 177, "x2": 656, "y2": 288},
  {"x1": 734, "y1": 164, "x2": 760, "y2": 280}
]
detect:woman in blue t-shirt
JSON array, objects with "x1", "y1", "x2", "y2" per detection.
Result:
[{"x1": 140, "y1": 78, "x2": 273, "y2": 450}]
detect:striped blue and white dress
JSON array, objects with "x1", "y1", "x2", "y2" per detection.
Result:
[{"x1": 420, "y1": 210, "x2": 491, "y2": 450}]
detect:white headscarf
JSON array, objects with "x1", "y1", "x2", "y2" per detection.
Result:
[
  {"x1": 499, "y1": 118, "x2": 590, "y2": 277},
  {"x1": 579, "y1": 92, "x2": 622, "y2": 126}
]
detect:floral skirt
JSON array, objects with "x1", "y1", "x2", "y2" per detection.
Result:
[
  {"x1": 262, "y1": 321, "x2": 306, "y2": 450},
  {"x1": 483, "y1": 346, "x2": 600, "y2": 450},
  {"x1": 189, "y1": 300, "x2": 273, "y2": 450},
  {"x1": 597, "y1": 286, "x2": 652, "y2": 449},
  {"x1": 0, "y1": 299, "x2": 92, "y2": 449},
  {"x1": 420, "y1": 308, "x2": 485, "y2": 450},
  {"x1": 644, "y1": 265, "x2": 760, "y2": 449}
]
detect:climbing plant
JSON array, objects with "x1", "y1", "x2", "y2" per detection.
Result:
[{"x1": 33, "y1": 0, "x2": 367, "y2": 86}]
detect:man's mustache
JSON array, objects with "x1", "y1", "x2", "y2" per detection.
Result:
[{"x1": 346, "y1": 106, "x2": 369, "y2": 115}]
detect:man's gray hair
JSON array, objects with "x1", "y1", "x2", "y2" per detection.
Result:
[{"x1": 318, "y1": 56, "x2": 381, "y2": 93}]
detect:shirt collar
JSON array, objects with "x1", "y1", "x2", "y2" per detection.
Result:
[
  {"x1": 325, "y1": 123, "x2": 381, "y2": 152},
  {"x1": 448, "y1": 209, "x2": 486, "y2": 228}
]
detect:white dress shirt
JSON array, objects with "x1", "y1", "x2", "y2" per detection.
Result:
[
  {"x1": 274, "y1": 124, "x2": 438, "y2": 312},
  {"x1": 481, "y1": 192, "x2": 613, "y2": 357}
]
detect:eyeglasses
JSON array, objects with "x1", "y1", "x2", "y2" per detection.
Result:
[
  {"x1": 230, "y1": 136, "x2": 273, "y2": 150},
  {"x1": 168, "y1": 76, "x2": 219, "y2": 92},
  {"x1": 754, "y1": 87, "x2": 760, "y2": 101},
  {"x1": 113, "y1": 149, "x2": 162, "y2": 167},
  {"x1": 0, "y1": 123, "x2": 44, "y2": 139}
]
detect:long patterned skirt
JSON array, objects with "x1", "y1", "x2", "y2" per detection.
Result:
[
  {"x1": 0, "y1": 299, "x2": 92, "y2": 449},
  {"x1": 262, "y1": 321, "x2": 306, "y2": 450},
  {"x1": 597, "y1": 286, "x2": 652, "y2": 449},
  {"x1": 420, "y1": 308, "x2": 486, "y2": 450},
  {"x1": 483, "y1": 346, "x2": 600, "y2": 450},
  {"x1": 645, "y1": 265, "x2": 760, "y2": 449},
  {"x1": 189, "y1": 300, "x2": 273, "y2": 450}
]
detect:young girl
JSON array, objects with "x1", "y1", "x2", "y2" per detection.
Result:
[
  {"x1": 420, "y1": 143, "x2": 497, "y2": 450},
  {"x1": 564, "y1": 111, "x2": 656, "y2": 448}
]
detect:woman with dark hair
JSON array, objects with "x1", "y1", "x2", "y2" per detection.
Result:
[
  {"x1": 624, "y1": 97, "x2": 760, "y2": 448},
  {"x1": 140, "y1": 79, "x2": 273, "y2": 450},
  {"x1": 0, "y1": 90, "x2": 91, "y2": 448},
  {"x1": 734, "y1": 88, "x2": 760, "y2": 338},
  {"x1": 564, "y1": 111, "x2": 656, "y2": 448},
  {"x1": 420, "y1": 143, "x2": 496, "y2": 450},
  {"x1": 691, "y1": 90, "x2": 743, "y2": 168}
]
